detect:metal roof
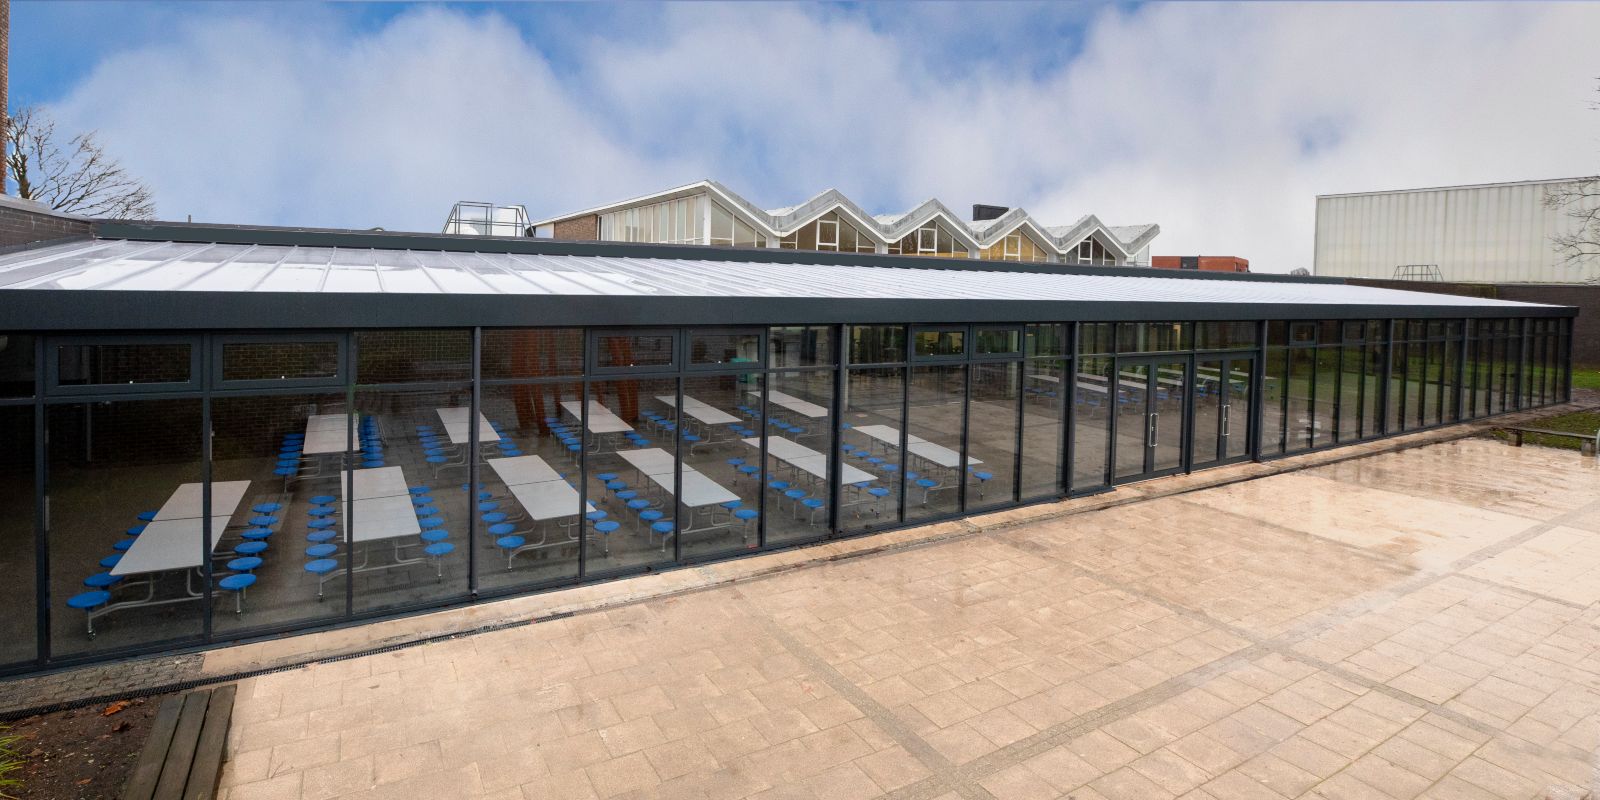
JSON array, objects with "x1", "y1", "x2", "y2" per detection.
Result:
[{"x1": 0, "y1": 238, "x2": 1555, "y2": 310}]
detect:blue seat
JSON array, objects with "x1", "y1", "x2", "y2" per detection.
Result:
[
  {"x1": 67, "y1": 590, "x2": 111, "y2": 610},
  {"x1": 650, "y1": 520, "x2": 675, "y2": 537},
  {"x1": 362, "y1": 459, "x2": 386, "y2": 468},
  {"x1": 126, "y1": 524, "x2": 146, "y2": 536},
  {"x1": 304, "y1": 558, "x2": 338, "y2": 576},
  {"x1": 307, "y1": 506, "x2": 336, "y2": 517},
  {"x1": 227, "y1": 556, "x2": 264, "y2": 572},
  {"x1": 615, "y1": 490, "x2": 639, "y2": 502},
  {"x1": 720, "y1": 500, "x2": 743, "y2": 511},
  {"x1": 585, "y1": 510, "x2": 607, "y2": 522},
  {"x1": 768, "y1": 481, "x2": 789, "y2": 492},
  {"x1": 274, "y1": 467, "x2": 298, "y2": 477},
  {"x1": 414, "y1": 505, "x2": 439, "y2": 516},
  {"x1": 249, "y1": 515, "x2": 279, "y2": 527},
  {"x1": 424, "y1": 542, "x2": 454, "y2": 557},
  {"x1": 307, "y1": 518, "x2": 336, "y2": 530},
  {"x1": 596, "y1": 473, "x2": 619, "y2": 482},
  {"x1": 738, "y1": 465, "x2": 760, "y2": 478},
  {"x1": 306, "y1": 543, "x2": 338, "y2": 558},
  {"x1": 482, "y1": 512, "x2": 508, "y2": 524},
  {"x1": 234, "y1": 541, "x2": 268, "y2": 556},
  {"x1": 500, "y1": 448, "x2": 523, "y2": 457},
  {"x1": 594, "y1": 520, "x2": 621, "y2": 535},
  {"x1": 241, "y1": 527, "x2": 274, "y2": 541},
  {"x1": 419, "y1": 529, "x2": 449, "y2": 543},
  {"x1": 418, "y1": 516, "x2": 445, "y2": 529},
  {"x1": 626, "y1": 499, "x2": 651, "y2": 511},
  {"x1": 734, "y1": 508, "x2": 759, "y2": 522},
  {"x1": 252, "y1": 503, "x2": 283, "y2": 514},
  {"x1": 219, "y1": 573, "x2": 256, "y2": 593},
  {"x1": 310, "y1": 495, "x2": 337, "y2": 505},
  {"x1": 137, "y1": 510, "x2": 158, "y2": 522},
  {"x1": 784, "y1": 489, "x2": 807, "y2": 502},
  {"x1": 408, "y1": 486, "x2": 432, "y2": 496},
  {"x1": 112, "y1": 539, "x2": 135, "y2": 552},
  {"x1": 726, "y1": 458, "x2": 745, "y2": 468},
  {"x1": 867, "y1": 487, "x2": 891, "y2": 499},
  {"x1": 488, "y1": 522, "x2": 516, "y2": 536},
  {"x1": 99, "y1": 554, "x2": 123, "y2": 569},
  {"x1": 478, "y1": 501, "x2": 498, "y2": 513},
  {"x1": 639, "y1": 510, "x2": 664, "y2": 523},
  {"x1": 412, "y1": 495, "x2": 435, "y2": 506},
  {"x1": 604, "y1": 480, "x2": 626, "y2": 492},
  {"x1": 83, "y1": 572, "x2": 122, "y2": 588}
]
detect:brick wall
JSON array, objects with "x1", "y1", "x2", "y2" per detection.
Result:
[
  {"x1": 1349, "y1": 278, "x2": 1597, "y2": 365},
  {"x1": 0, "y1": 195, "x2": 92, "y2": 249},
  {"x1": 551, "y1": 214, "x2": 599, "y2": 241}
]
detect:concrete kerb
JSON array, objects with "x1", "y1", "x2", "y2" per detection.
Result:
[{"x1": 0, "y1": 401, "x2": 1590, "y2": 718}]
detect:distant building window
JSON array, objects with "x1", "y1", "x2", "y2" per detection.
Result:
[
  {"x1": 887, "y1": 221, "x2": 968, "y2": 259},
  {"x1": 707, "y1": 201, "x2": 769, "y2": 248},
  {"x1": 1073, "y1": 238, "x2": 1117, "y2": 266},
  {"x1": 778, "y1": 211, "x2": 876, "y2": 253},
  {"x1": 599, "y1": 194, "x2": 705, "y2": 245},
  {"x1": 980, "y1": 231, "x2": 1049, "y2": 263}
]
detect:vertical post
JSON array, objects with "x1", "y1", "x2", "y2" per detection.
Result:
[
  {"x1": 956, "y1": 356, "x2": 971, "y2": 514},
  {"x1": 199, "y1": 333, "x2": 213, "y2": 641},
  {"x1": 1011, "y1": 354, "x2": 1024, "y2": 505},
  {"x1": 344, "y1": 335, "x2": 357, "y2": 618},
  {"x1": 33, "y1": 335, "x2": 48, "y2": 664},
  {"x1": 1250, "y1": 320, "x2": 1265, "y2": 460},
  {"x1": 1061, "y1": 323, "x2": 1074, "y2": 495},
  {"x1": 576, "y1": 376, "x2": 589, "y2": 578},
  {"x1": 467, "y1": 327, "x2": 480, "y2": 597},
  {"x1": 824, "y1": 324, "x2": 844, "y2": 536},
  {"x1": 897, "y1": 344, "x2": 911, "y2": 523},
  {"x1": 672, "y1": 372, "x2": 682, "y2": 563}
]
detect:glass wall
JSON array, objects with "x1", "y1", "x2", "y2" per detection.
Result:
[
  {"x1": 9, "y1": 313, "x2": 1570, "y2": 671},
  {"x1": 778, "y1": 211, "x2": 877, "y2": 253},
  {"x1": 886, "y1": 222, "x2": 970, "y2": 258},
  {"x1": 980, "y1": 231, "x2": 1051, "y2": 263},
  {"x1": 600, "y1": 194, "x2": 706, "y2": 245}
]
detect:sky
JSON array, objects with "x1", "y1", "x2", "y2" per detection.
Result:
[{"x1": 10, "y1": 1, "x2": 1600, "y2": 273}]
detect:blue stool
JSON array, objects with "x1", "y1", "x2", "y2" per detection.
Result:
[
  {"x1": 726, "y1": 458, "x2": 745, "y2": 468},
  {"x1": 738, "y1": 464, "x2": 760, "y2": 479},
  {"x1": 362, "y1": 459, "x2": 386, "y2": 468},
  {"x1": 605, "y1": 480, "x2": 626, "y2": 492},
  {"x1": 307, "y1": 505, "x2": 336, "y2": 517},
  {"x1": 218, "y1": 573, "x2": 257, "y2": 614},
  {"x1": 227, "y1": 556, "x2": 263, "y2": 572},
  {"x1": 306, "y1": 543, "x2": 338, "y2": 558},
  {"x1": 310, "y1": 495, "x2": 336, "y2": 505},
  {"x1": 307, "y1": 518, "x2": 336, "y2": 530},
  {"x1": 112, "y1": 539, "x2": 135, "y2": 552},
  {"x1": 67, "y1": 590, "x2": 112, "y2": 635},
  {"x1": 126, "y1": 524, "x2": 146, "y2": 536},
  {"x1": 252, "y1": 503, "x2": 283, "y2": 514},
  {"x1": 768, "y1": 481, "x2": 790, "y2": 493},
  {"x1": 494, "y1": 535, "x2": 525, "y2": 569},
  {"x1": 488, "y1": 522, "x2": 516, "y2": 537},
  {"x1": 234, "y1": 541, "x2": 268, "y2": 556},
  {"x1": 586, "y1": 510, "x2": 607, "y2": 522},
  {"x1": 482, "y1": 512, "x2": 508, "y2": 524},
  {"x1": 83, "y1": 572, "x2": 122, "y2": 589},
  {"x1": 784, "y1": 488, "x2": 807, "y2": 507},
  {"x1": 500, "y1": 448, "x2": 523, "y2": 457},
  {"x1": 721, "y1": 500, "x2": 743, "y2": 512},
  {"x1": 303, "y1": 559, "x2": 338, "y2": 598},
  {"x1": 626, "y1": 498, "x2": 651, "y2": 512},
  {"x1": 412, "y1": 495, "x2": 435, "y2": 507},
  {"x1": 137, "y1": 510, "x2": 158, "y2": 522},
  {"x1": 801, "y1": 498, "x2": 825, "y2": 522},
  {"x1": 594, "y1": 520, "x2": 620, "y2": 536},
  {"x1": 650, "y1": 520, "x2": 674, "y2": 545},
  {"x1": 99, "y1": 554, "x2": 123, "y2": 569},
  {"x1": 408, "y1": 486, "x2": 431, "y2": 496},
  {"x1": 241, "y1": 527, "x2": 274, "y2": 541},
  {"x1": 734, "y1": 508, "x2": 759, "y2": 538},
  {"x1": 615, "y1": 490, "x2": 639, "y2": 502},
  {"x1": 274, "y1": 467, "x2": 297, "y2": 477},
  {"x1": 420, "y1": 529, "x2": 449, "y2": 543},
  {"x1": 418, "y1": 516, "x2": 445, "y2": 529},
  {"x1": 423, "y1": 542, "x2": 454, "y2": 577},
  {"x1": 638, "y1": 510, "x2": 664, "y2": 528},
  {"x1": 478, "y1": 501, "x2": 499, "y2": 513},
  {"x1": 414, "y1": 505, "x2": 439, "y2": 517},
  {"x1": 250, "y1": 515, "x2": 279, "y2": 527},
  {"x1": 596, "y1": 473, "x2": 619, "y2": 482}
]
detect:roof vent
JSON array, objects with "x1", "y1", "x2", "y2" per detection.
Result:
[{"x1": 972, "y1": 204, "x2": 1009, "y2": 222}]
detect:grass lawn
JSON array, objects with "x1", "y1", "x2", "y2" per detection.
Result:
[
  {"x1": 1494, "y1": 409, "x2": 1600, "y2": 450},
  {"x1": 1574, "y1": 367, "x2": 1600, "y2": 391}
]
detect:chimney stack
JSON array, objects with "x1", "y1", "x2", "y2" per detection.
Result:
[{"x1": 971, "y1": 204, "x2": 1008, "y2": 222}]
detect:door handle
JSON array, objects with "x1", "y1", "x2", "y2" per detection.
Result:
[
  {"x1": 1148, "y1": 413, "x2": 1159, "y2": 447},
  {"x1": 1221, "y1": 405, "x2": 1230, "y2": 437}
]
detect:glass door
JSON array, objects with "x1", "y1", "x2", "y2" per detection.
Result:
[
  {"x1": 1112, "y1": 357, "x2": 1188, "y2": 482},
  {"x1": 1192, "y1": 356, "x2": 1253, "y2": 468}
]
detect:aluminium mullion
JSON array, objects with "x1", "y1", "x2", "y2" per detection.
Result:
[
  {"x1": 897, "y1": 360, "x2": 911, "y2": 524},
  {"x1": 577, "y1": 381, "x2": 590, "y2": 578},
  {"x1": 672, "y1": 375, "x2": 683, "y2": 564},
  {"x1": 956, "y1": 358, "x2": 970, "y2": 514},
  {"x1": 758, "y1": 368, "x2": 772, "y2": 546},
  {"x1": 33, "y1": 335, "x2": 48, "y2": 665},
  {"x1": 200, "y1": 336, "x2": 214, "y2": 643},
  {"x1": 824, "y1": 326, "x2": 844, "y2": 537},
  {"x1": 1011, "y1": 359, "x2": 1024, "y2": 504},
  {"x1": 467, "y1": 328, "x2": 481, "y2": 597},
  {"x1": 343, "y1": 336, "x2": 357, "y2": 619},
  {"x1": 1061, "y1": 323, "x2": 1076, "y2": 494}
]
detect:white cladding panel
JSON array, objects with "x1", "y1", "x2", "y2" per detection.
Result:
[{"x1": 1314, "y1": 179, "x2": 1600, "y2": 284}]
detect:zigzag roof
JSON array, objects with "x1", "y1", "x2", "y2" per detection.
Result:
[{"x1": 533, "y1": 180, "x2": 1160, "y2": 261}]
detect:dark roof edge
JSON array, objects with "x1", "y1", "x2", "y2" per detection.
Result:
[{"x1": 90, "y1": 219, "x2": 1345, "y2": 286}]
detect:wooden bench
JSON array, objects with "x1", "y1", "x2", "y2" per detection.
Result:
[
  {"x1": 1500, "y1": 426, "x2": 1600, "y2": 456},
  {"x1": 122, "y1": 684, "x2": 236, "y2": 800}
]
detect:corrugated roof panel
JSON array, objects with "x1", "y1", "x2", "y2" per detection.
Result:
[{"x1": 0, "y1": 239, "x2": 1557, "y2": 311}]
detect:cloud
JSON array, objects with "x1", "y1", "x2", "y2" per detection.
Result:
[{"x1": 41, "y1": 2, "x2": 1600, "y2": 271}]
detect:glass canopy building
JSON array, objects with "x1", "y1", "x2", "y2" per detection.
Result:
[{"x1": 0, "y1": 220, "x2": 1573, "y2": 675}]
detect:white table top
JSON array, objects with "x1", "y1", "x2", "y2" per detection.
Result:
[
  {"x1": 561, "y1": 400, "x2": 634, "y2": 434},
  {"x1": 655, "y1": 395, "x2": 740, "y2": 425},
  {"x1": 853, "y1": 425, "x2": 980, "y2": 468},
  {"x1": 435, "y1": 407, "x2": 501, "y2": 444},
  {"x1": 341, "y1": 465, "x2": 409, "y2": 500},
  {"x1": 752, "y1": 389, "x2": 828, "y2": 418},
  {"x1": 343, "y1": 494, "x2": 422, "y2": 543},
  {"x1": 486, "y1": 454, "x2": 564, "y2": 487},
  {"x1": 154, "y1": 480, "x2": 251, "y2": 521},
  {"x1": 303, "y1": 413, "x2": 352, "y2": 454},
  {"x1": 620, "y1": 447, "x2": 676, "y2": 477},
  {"x1": 112, "y1": 516, "x2": 234, "y2": 576},
  {"x1": 1027, "y1": 373, "x2": 1061, "y2": 384},
  {"x1": 505, "y1": 480, "x2": 595, "y2": 522},
  {"x1": 745, "y1": 437, "x2": 874, "y2": 485}
]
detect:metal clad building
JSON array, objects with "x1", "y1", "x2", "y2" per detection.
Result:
[{"x1": 1315, "y1": 177, "x2": 1600, "y2": 284}]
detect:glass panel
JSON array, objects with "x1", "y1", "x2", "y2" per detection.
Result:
[
  {"x1": 1313, "y1": 348, "x2": 1337, "y2": 447},
  {"x1": 56, "y1": 342, "x2": 191, "y2": 386},
  {"x1": 355, "y1": 330, "x2": 470, "y2": 383},
  {"x1": 769, "y1": 326, "x2": 834, "y2": 367},
  {"x1": 1025, "y1": 324, "x2": 1067, "y2": 358},
  {"x1": 767, "y1": 368, "x2": 834, "y2": 546},
  {"x1": 975, "y1": 329, "x2": 1020, "y2": 356},
  {"x1": 1151, "y1": 362, "x2": 1186, "y2": 472},
  {"x1": 221, "y1": 340, "x2": 339, "y2": 383},
  {"x1": 905, "y1": 365, "x2": 965, "y2": 522},
  {"x1": 47, "y1": 399, "x2": 204, "y2": 657},
  {"x1": 839, "y1": 368, "x2": 903, "y2": 533},
  {"x1": 209, "y1": 394, "x2": 349, "y2": 634},
  {"x1": 1224, "y1": 359, "x2": 1252, "y2": 461},
  {"x1": 1113, "y1": 364, "x2": 1151, "y2": 479},
  {"x1": 1262, "y1": 347, "x2": 1286, "y2": 456},
  {"x1": 1406, "y1": 341, "x2": 1426, "y2": 428},
  {"x1": 968, "y1": 363, "x2": 1018, "y2": 508},
  {"x1": 914, "y1": 329, "x2": 965, "y2": 358},
  {"x1": 689, "y1": 331, "x2": 761, "y2": 367},
  {"x1": 584, "y1": 377, "x2": 676, "y2": 572},
  {"x1": 1389, "y1": 340, "x2": 1408, "y2": 430},
  {"x1": 1117, "y1": 322, "x2": 1187, "y2": 353},
  {"x1": 476, "y1": 382, "x2": 583, "y2": 593},
  {"x1": 1079, "y1": 323, "x2": 1114, "y2": 355},
  {"x1": 1021, "y1": 358, "x2": 1065, "y2": 499},
  {"x1": 595, "y1": 333, "x2": 675, "y2": 370},
  {"x1": 1192, "y1": 359, "x2": 1224, "y2": 465},
  {"x1": 677, "y1": 373, "x2": 762, "y2": 558},
  {"x1": 1072, "y1": 356, "x2": 1113, "y2": 490},
  {"x1": 1424, "y1": 341, "x2": 1443, "y2": 427},
  {"x1": 849, "y1": 326, "x2": 906, "y2": 365},
  {"x1": 1286, "y1": 348, "x2": 1315, "y2": 451},
  {"x1": 1338, "y1": 346, "x2": 1364, "y2": 442},
  {"x1": 0, "y1": 405, "x2": 35, "y2": 665},
  {"x1": 1194, "y1": 322, "x2": 1257, "y2": 351},
  {"x1": 0, "y1": 334, "x2": 36, "y2": 397},
  {"x1": 1443, "y1": 334, "x2": 1461, "y2": 422},
  {"x1": 481, "y1": 329, "x2": 584, "y2": 379}
]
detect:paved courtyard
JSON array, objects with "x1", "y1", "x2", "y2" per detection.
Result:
[{"x1": 217, "y1": 437, "x2": 1600, "y2": 800}]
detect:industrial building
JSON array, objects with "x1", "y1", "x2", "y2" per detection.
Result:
[
  {"x1": 0, "y1": 201, "x2": 1573, "y2": 675},
  {"x1": 1314, "y1": 177, "x2": 1600, "y2": 283}
]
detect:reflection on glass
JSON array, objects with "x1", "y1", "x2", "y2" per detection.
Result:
[
  {"x1": 769, "y1": 326, "x2": 833, "y2": 368},
  {"x1": 57, "y1": 342, "x2": 191, "y2": 386},
  {"x1": 48, "y1": 400, "x2": 204, "y2": 656},
  {"x1": 0, "y1": 406, "x2": 34, "y2": 665},
  {"x1": 767, "y1": 369, "x2": 833, "y2": 545},
  {"x1": 1312, "y1": 348, "x2": 1337, "y2": 447},
  {"x1": 905, "y1": 365, "x2": 966, "y2": 521},
  {"x1": 849, "y1": 326, "x2": 905, "y2": 365},
  {"x1": 0, "y1": 335, "x2": 37, "y2": 397},
  {"x1": 968, "y1": 362, "x2": 1018, "y2": 508},
  {"x1": 584, "y1": 377, "x2": 676, "y2": 572},
  {"x1": 355, "y1": 330, "x2": 470, "y2": 383},
  {"x1": 913, "y1": 329, "x2": 965, "y2": 358},
  {"x1": 221, "y1": 340, "x2": 339, "y2": 383},
  {"x1": 838, "y1": 368, "x2": 903, "y2": 533},
  {"x1": 1072, "y1": 356, "x2": 1113, "y2": 490},
  {"x1": 477, "y1": 382, "x2": 582, "y2": 593},
  {"x1": 677, "y1": 373, "x2": 763, "y2": 558},
  {"x1": 481, "y1": 329, "x2": 584, "y2": 379},
  {"x1": 210, "y1": 394, "x2": 349, "y2": 635},
  {"x1": 595, "y1": 334, "x2": 674, "y2": 370},
  {"x1": 1287, "y1": 348, "x2": 1315, "y2": 451},
  {"x1": 1113, "y1": 363, "x2": 1151, "y2": 479},
  {"x1": 689, "y1": 332, "x2": 761, "y2": 366},
  {"x1": 1262, "y1": 347, "x2": 1286, "y2": 456},
  {"x1": 350, "y1": 388, "x2": 471, "y2": 615},
  {"x1": 1021, "y1": 358, "x2": 1064, "y2": 499}
]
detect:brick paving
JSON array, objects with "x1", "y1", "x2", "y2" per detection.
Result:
[{"x1": 208, "y1": 436, "x2": 1600, "y2": 799}]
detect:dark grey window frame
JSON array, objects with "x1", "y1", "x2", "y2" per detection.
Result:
[
  {"x1": 209, "y1": 332, "x2": 347, "y2": 391},
  {"x1": 45, "y1": 334, "x2": 203, "y2": 396}
]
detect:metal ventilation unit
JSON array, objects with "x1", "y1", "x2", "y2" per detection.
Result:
[
  {"x1": 443, "y1": 202, "x2": 530, "y2": 237},
  {"x1": 1392, "y1": 264, "x2": 1442, "y2": 282}
]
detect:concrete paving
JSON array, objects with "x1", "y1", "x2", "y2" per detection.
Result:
[{"x1": 210, "y1": 436, "x2": 1600, "y2": 799}]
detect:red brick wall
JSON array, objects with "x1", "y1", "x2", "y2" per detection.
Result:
[
  {"x1": 551, "y1": 214, "x2": 599, "y2": 241},
  {"x1": 0, "y1": 197, "x2": 93, "y2": 248}
]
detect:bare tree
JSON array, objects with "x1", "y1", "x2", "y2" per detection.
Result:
[
  {"x1": 4, "y1": 105, "x2": 155, "y2": 219},
  {"x1": 1544, "y1": 81, "x2": 1600, "y2": 270}
]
